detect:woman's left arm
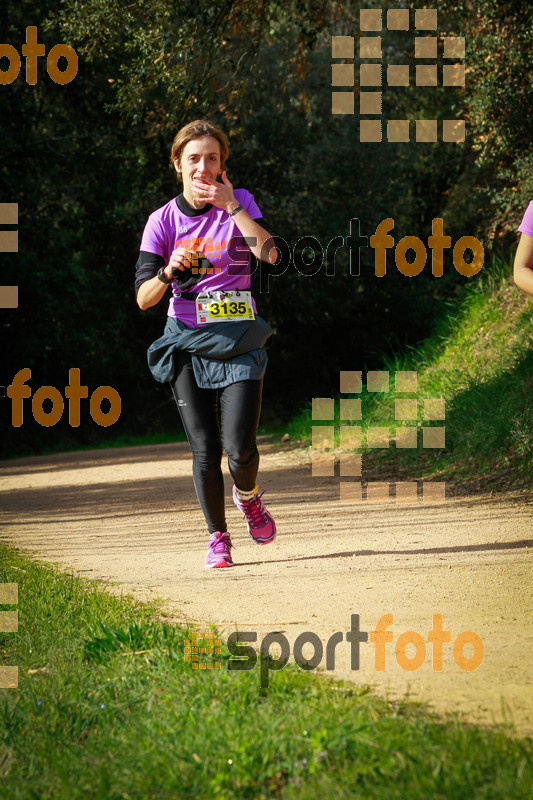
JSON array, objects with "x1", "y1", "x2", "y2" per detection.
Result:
[
  {"x1": 194, "y1": 172, "x2": 278, "y2": 264},
  {"x1": 513, "y1": 233, "x2": 533, "y2": 297},
  {"x1": 228, "y1": 207, "x2": 278, "y2": 265}
]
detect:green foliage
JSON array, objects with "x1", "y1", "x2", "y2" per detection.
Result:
[
  {"x1": 46, "y1": 0, "x2": 334, "y2": 128},
  {"x1": 287, "y1": 256, "x2": 533, "y2": 488},
  {"x1": 439, "y1": 0, "x2": 533, "y2": 238}
]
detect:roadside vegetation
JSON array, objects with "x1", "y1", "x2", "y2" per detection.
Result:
[{"x1": 286, "y1": 256, "x2": 533, "y2": 491}]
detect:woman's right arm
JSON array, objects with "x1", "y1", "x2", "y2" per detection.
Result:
[
  {"x1": 513, "y1": 233, "x2": 533, "y2": 297},
  {"x1": 135, "y1": 248, "x2": 197, "y2": 310},
  {"x1": 136, "y1": 265, "x2": 173, "y2": 310}
]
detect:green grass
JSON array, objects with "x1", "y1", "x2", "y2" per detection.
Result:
[
  {"x1": 285, "y1": 256, "x2": 533, "y2": 489},
  {"x1": 1, "y1": 545, "x2": 531, "y2": 799}
]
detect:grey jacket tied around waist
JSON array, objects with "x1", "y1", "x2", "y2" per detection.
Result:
[{"x1": 147, "y1": 315, "x2": 273, "y2": 388}]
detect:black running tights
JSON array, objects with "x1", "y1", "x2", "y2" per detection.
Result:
[{"x1": 170, "y1": 351, "x2": 263, "y2": 533}]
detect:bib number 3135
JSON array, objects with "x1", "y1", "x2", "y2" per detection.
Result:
[{"x1": 196, "y1": 291, "x2": 255, "y2": 324}]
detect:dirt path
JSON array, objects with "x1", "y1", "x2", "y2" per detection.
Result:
[{"x1": 1, "y1": 441, "x2": 532, "y2": 736}]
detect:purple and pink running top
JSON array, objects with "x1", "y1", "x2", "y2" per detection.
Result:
[
  {"x1": 518, "y1": 201, "x2": 533, "y2": 238},
  {"x1": 140, "y1": 189, "x2": 264, "y2": 328}
]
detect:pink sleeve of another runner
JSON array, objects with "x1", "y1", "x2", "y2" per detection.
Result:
[{"x1": 517, "y1": 201, "x2": 533, "y2": 237}]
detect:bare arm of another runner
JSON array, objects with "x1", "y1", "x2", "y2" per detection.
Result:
[{"x1": 513, "y1": 233, "x2": 533, "y2": 297}]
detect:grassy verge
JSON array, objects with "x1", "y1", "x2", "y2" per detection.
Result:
[
  {"x1": 284, "y1": 257, "x2": 533, "y2": 491},
  {"x1": 1, "y1": 545, "x2": 531, "y2": 799}
]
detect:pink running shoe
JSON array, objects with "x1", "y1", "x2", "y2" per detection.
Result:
[
  {"x1": 232, "y1": 485, "x2": 276, "y2": 545},
  {"x1": 205, "y1": 531, "x2": 234, "y2": 568}
]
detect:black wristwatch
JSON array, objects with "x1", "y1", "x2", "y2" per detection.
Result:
[{"x1": 157, "y1": 267, "x2": 172, "y2": 284}]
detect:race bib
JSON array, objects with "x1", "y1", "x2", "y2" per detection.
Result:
[{"x1": 196, "y1": 291, "x2": 255, "y2": 324}]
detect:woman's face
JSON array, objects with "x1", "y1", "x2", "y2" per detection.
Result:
[{"x1": 175, "y1": 135, "x2": 222, "y2": 203}]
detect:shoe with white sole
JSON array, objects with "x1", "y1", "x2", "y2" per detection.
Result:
[
  {"x1": 232, "y1": 485, "x2": 276, "y2": 545},
  {"x1": 205, "y1": 531, "x2": 234, "y2": 568}
]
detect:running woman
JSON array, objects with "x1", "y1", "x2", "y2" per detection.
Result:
[{"x1": 136, "y1": 120, "x2": 277, "y2": 568}]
